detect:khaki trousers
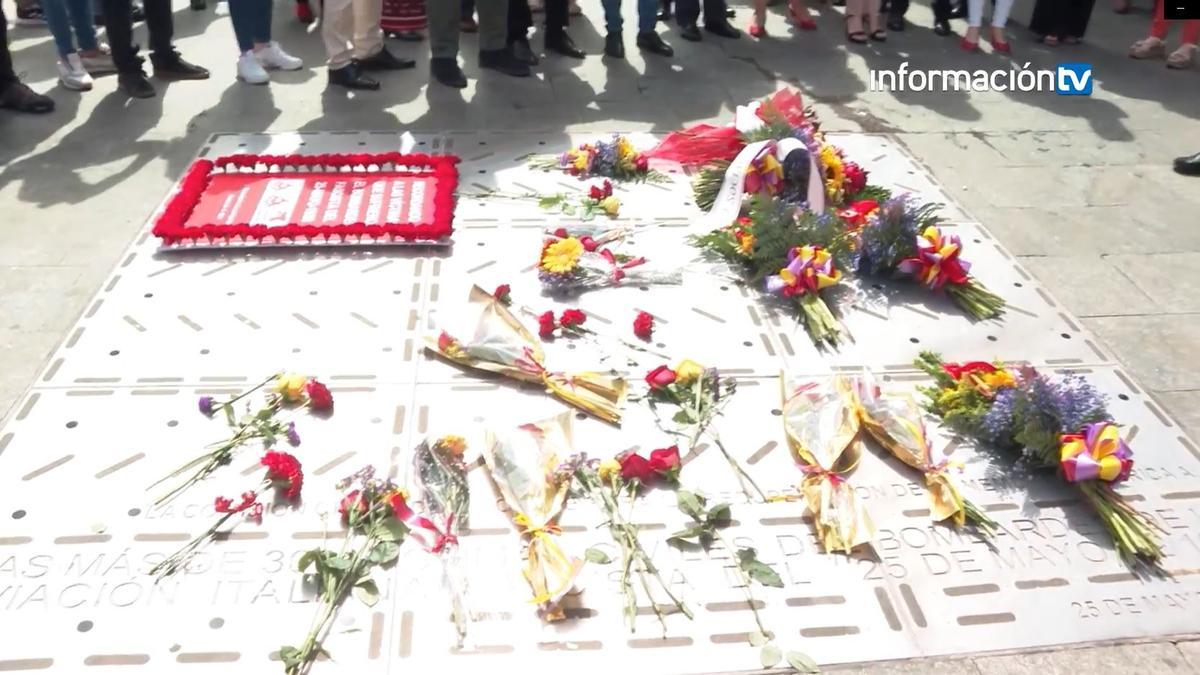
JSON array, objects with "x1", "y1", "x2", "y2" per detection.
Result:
[{"x1": 321, "y1": 0, "x2": 384, "y2": 69}]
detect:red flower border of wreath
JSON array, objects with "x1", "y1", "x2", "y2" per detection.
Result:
[{"x1": 151, "y1": 152, "x2": 459, "y2": 245}]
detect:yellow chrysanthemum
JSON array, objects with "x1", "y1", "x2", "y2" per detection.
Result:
[
  {"x1": 675, "y1": 359, "x2": 705, "y2": 384},
  {"x1": 598, "y1": 458, "x2": 621, "y2": 481},
  {"x1": 820, "y1": 144, "x2": 844, "y2": 201},
  {"x1": 981, "y1": 370, "x2": 1016, "y2": 390},
  {"x1": 436, "y1": 434, "x2": 467, "y2": 457},
  {"x1": 735, "y1": 230, "x2": 755, "y2": 256},
  {"x1": 616, "y1": 136, "x2": 635, "y2": 160},
  {"x1": 572, "y1": 152, "x2": 589, "y2": 171},
  {"x1": 274, "y1": 373, "x2": 308, "y2": 402},
  {"x1": 541, "y1": 237, "x2": 584, "y2": 274}
]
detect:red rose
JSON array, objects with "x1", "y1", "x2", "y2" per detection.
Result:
[
  {"x1": 943, "y1": 361, "x2": 996, "y2": 381},
  {"x1": 645, "y1": 365, "x2": 677, "y2": 390},
  {"x1": 589, "y1": 184, "x2": 606, "y2": 200},
  {"x1": 648, "y1": 445, "x2": 681, "y2": 476},
  {"x1": 554, "y1": 228, "x2": 569, "y2": 238},
  {"x1": 633, "y1": 311, "x2": 654, "y2": 340},
  {"x1": 559, "y1": 309, "x2": 587, "y2": 328},
  {"x1": 388, "y1": 491, "x2": 413, "y2": 521},
  {"x1": 579, "y1": 235, "x2": 600, "y2": 252},
  {"x1": 843, "y1": 161, "x2": 868, "y2": 197},
  {"x1": 493, "y1": 284, "x2": 512, "y2": 305},
  {"x1": 635, "y1": 155, "x2": 649, "y2": 172},
  {"x1": 537, "y1": 311, "x2": 557, "y2": 339},
  {"x1": 618, "y1": 452, "x2": 656, "y2": 483},
  {"x1": 305, "y1": 379, "x2": 333, "y2": 411}
]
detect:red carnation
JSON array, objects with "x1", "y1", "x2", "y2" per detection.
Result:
[
  {"x1": 579, "y1": 235, "x2": 600, "y2": 252},
  {"x1": 305, "y1": 379, "x2": 333, "y2": 411},
  {"x1": 339, "y1": 490, "x2": 368, "y2": 522},
  {"x1": 602, "y1": 180, "x2": 613, "y2": 198},
  {"x1": 493, "y1": 284, "x2": 512, "y2": 305},
  {"x1": 537, "y1": 311, "x2": 557, "y2": 339},
  {"x1": 842, "y1": 161, "x2": 868, "y2": 197},
  {"x1": 645, "y1": 365, "x2": 677, "y2": 390},
  {"x1": 618, "y1": 452, "x2": 656, "y2": 483},
  {"x1": 559, "y1": 309, "x2": 587, "y2": 328},
  {"x1": 261, "y1": 451, "x2": 304, "y2": 501},
  {"x1": 589, "y1": 184, "x2": 606, "y2": 201},
  {"x1": 633, "y1": 311, "x2": 655, "y2": 340},
  {"x1": 942, "y1": 361, "x2": 996, "y2": 381}
]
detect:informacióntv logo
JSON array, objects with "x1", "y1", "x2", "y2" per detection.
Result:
[{"x1": 1056, "y1": 63, "x2": 1093, "y2": 95}]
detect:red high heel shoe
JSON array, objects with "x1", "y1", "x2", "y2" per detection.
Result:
[
  {"x1": 790, "y1": 9, "x2": 817, "y2": 30},
  {"x1": 749, "y1": 23, "x2": 767, "y2": 37},
  {"x1": 989, "y1": 37, "x2": 1011, "y2": 53},
  {"x1": 959, "y1": 36, "x2": 979, "y2": 51}
]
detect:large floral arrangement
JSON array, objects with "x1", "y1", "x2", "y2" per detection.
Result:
[{"x1": 915, "y1": 352, "x2": 1161, "y2": 565}]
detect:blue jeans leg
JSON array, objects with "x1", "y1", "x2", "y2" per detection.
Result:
[
  {"x1": 68, "y1": 0, "x2": 99, "y2": 50},
  {"x1": 638, "y1": 0, "x2": 656, "y2": 31},
  {"x1": 42, "y1": 0, "x2": 78, "y2": 56},
  {"x1": 600, "y1": 0, "x2": 623, "y2": 32},
  {"x1": 228, "y1": 0, "x2": 257, "y2": 50}
]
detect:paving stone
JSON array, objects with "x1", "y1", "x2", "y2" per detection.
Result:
[
  {"x1": 1020, "y1": 255, "x2": 1157, "y2": 318},
  {"x1": 1103, "y1": 253, "x2": 1200, "y2": 314},
  {"x1": 829, "y1": 656, "x2": 982, "y2": 673},
  {"x1": 1083, "y1": 314, "x2": 1200, "y2": 392},
  {"x1": 1178, "y1": 640, "x2": 1200, "y2": 671},
  {"x1": 972, "y1": 643, "x2": 1193, "y2": 675},
  {"x1": 1152, "y1": 391, "x2": 1200, "y2": 440}
]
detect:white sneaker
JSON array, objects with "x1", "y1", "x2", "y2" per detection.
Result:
[
  {"x1": 79, "y1": 44, "x2": 117, "y2": 75},
  {"x1": 57, "y1": 53, "x2": 94, "y2": 91},
  {"x1": 256, "y1": 41, "x2": 303, "y2": 71},
  {"x1": 237, "y1": 51, "x2": 269, "y2": 84},
  {"x1": 214, "y1": 1, "x2": 229, "y2": 14}
]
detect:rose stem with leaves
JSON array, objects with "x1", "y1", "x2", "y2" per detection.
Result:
[{"x1": 685, "y1": 375, "x2": 766, "y2": 502}]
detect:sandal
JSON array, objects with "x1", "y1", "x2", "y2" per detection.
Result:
[
  {"x1": 845, "y1": 15, "x2": 868, "y2": 43},
  {"x1": 749, "y1": 23, "x2": 767, "y2": 38},
  {"x1": 1062, "y1": 35, "x2": 1081, "y2": 44},
  {"x1": 1041, "y1": 34, "x2": 1059, "y2": 45},
  {"x1": 870, "y1": 28, "x2": 887, "y2": 41},
  {"x1": 1129, "y1": 36, "x2": 1165, "y2": 59},
  {"x1": 1167, "y1": 43, "x2": 1197, "y2": 69}
]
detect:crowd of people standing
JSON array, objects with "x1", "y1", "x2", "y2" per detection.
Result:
[{"x1": 1, "y1": 0, "x2": 1198, "y2": 116}]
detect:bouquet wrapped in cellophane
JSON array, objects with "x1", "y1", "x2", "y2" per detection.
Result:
[
  {"x1": 426, "y1": 286, "x2": 627, "y2": 424},
  {"x1": 854, "y1": 371, "x2": 996, "y2": 533},
  {"x1": 410, "y1": 435, "x2": 473, "y2": 645},
  {"x1": 538, "y1": 236, "x2": 681, "y2": 295},
  {"x1": 780, "y1": 375, "x2": 874, "y2": 554},
  {"x1": 529, "y1": 134, "x2": 667, "y2": 183},
  {"x1": 852, "y1": 195, "x2": 1005, "y2": 320},
  {"x1": 914, "y1": 352, "x2": 1163, "y2": 566},
  {"x1": 482, "y1": 413, "x2": 584, "y2": 621}
]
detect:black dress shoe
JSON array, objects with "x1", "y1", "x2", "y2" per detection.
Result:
[
  {"x1": 680, "y1": 23, "x2": 702, "y2": 41},
  {"x1": 359, "y1": 46, "x2": 415, "y2": 70},
  {"x1": 887, "y1": 14, "x2": 905, "y2": 30},
  {"x1": 152, "y1": 52, "x2": 209, "y2": 80},
  {"x1": 933, "y1": 19, "x2": 951, "y2": 35},
  {"x1": 546, "y1": 31, "x2": 586, "y2": 58},
  {"x1": 725, "y1": 6, "x2": 735, "y2": 17},
  {"x1": 0, "y1": 80, "x2": 56, "y2": 113},
  {"x1": 949, "y1": 3, "x2": 966, "y2": 18},
  {"x1": 705, "y1": 20, "x2": 740, "y2": 38},
  {"x1": 637, "y1": 30, "x2": 673, "y2": 56},
  {"x1": 118, "y1": 71, "x2": 156, "y2": 98},
  {"x1": 190, "y1": 0, "x2": 206, "y2": 10},
  {"x1": 1174, "y1": 151, "x2": 1200, "y2": 176},
  {"x1": 431, "y1": 57, "x2": 467, "y2": 88},
  {"x1": 479, "y1": 48, "x2": 532, "y2": 77},
  {"x1": 328, "y1": 62, "x2": 380, "y2": 90},
  {"x1": 510, "y1": 38, "x2": 540, "y2": 66},
  {"x1": 658, "y1": 7, "x2": 671, "y2": 21},
  {"x1": 605, "y1": 31, "x2": 625, "y2": 58}
]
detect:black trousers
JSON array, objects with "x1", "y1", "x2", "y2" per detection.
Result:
[
  {"x1": 508, "y1": 0, "x2": 567, "y2": 42},
  {"x1": 676, "y1": 0, "x2": 726, "y2": 25},
  {"x1": 885, "y1": 0, "x2": 952, "y2": 20},
  {"x1": 103, "y1": 0, "x2": 175, "y2": 73},
  {"x1": 0, "y1": 3, "x2": 15, "y2": 88}
]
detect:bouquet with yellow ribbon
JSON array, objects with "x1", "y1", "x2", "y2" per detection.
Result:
[
  {"x1": 426, "y1": 286, "x2": 627, "y2": 424},
  {"x1": 780, "y1": 375, "x2": 874, "y2": 554},
  {"x1": 482, "y1": 413, "x2": 583, "y2": 621},
  {"x1": 854, "y1": 372, "x2": 996, "y2": 533}
]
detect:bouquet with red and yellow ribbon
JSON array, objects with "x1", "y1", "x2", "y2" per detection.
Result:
[
  {"x1": 855, "y1": 195, "x2": 1005, "y2": 320},
  {"x1": 425, "y1": 286, "x2": 627, "y2": 424},
  {"x1": 482, "y1": 413, "x2": 584, "y2": 622},
  {"x1": 780, "y1": 375, "x2": 874, "y2": 554},
  {"x1": 765, "y1": 245, "x2": 845, "y2": 347},
  {"x1": 568, "y1": 443, "x2": 694, "y2": 635},
  {"x1": 854, "y1": 371, "x2": 995, "y2": 533},
  {"x1": 915, "y1": 352, "x2": 1162, "y2": 566},
  {"x1": 538, "y1": 236, "x2": 680, "y2": 295}
]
